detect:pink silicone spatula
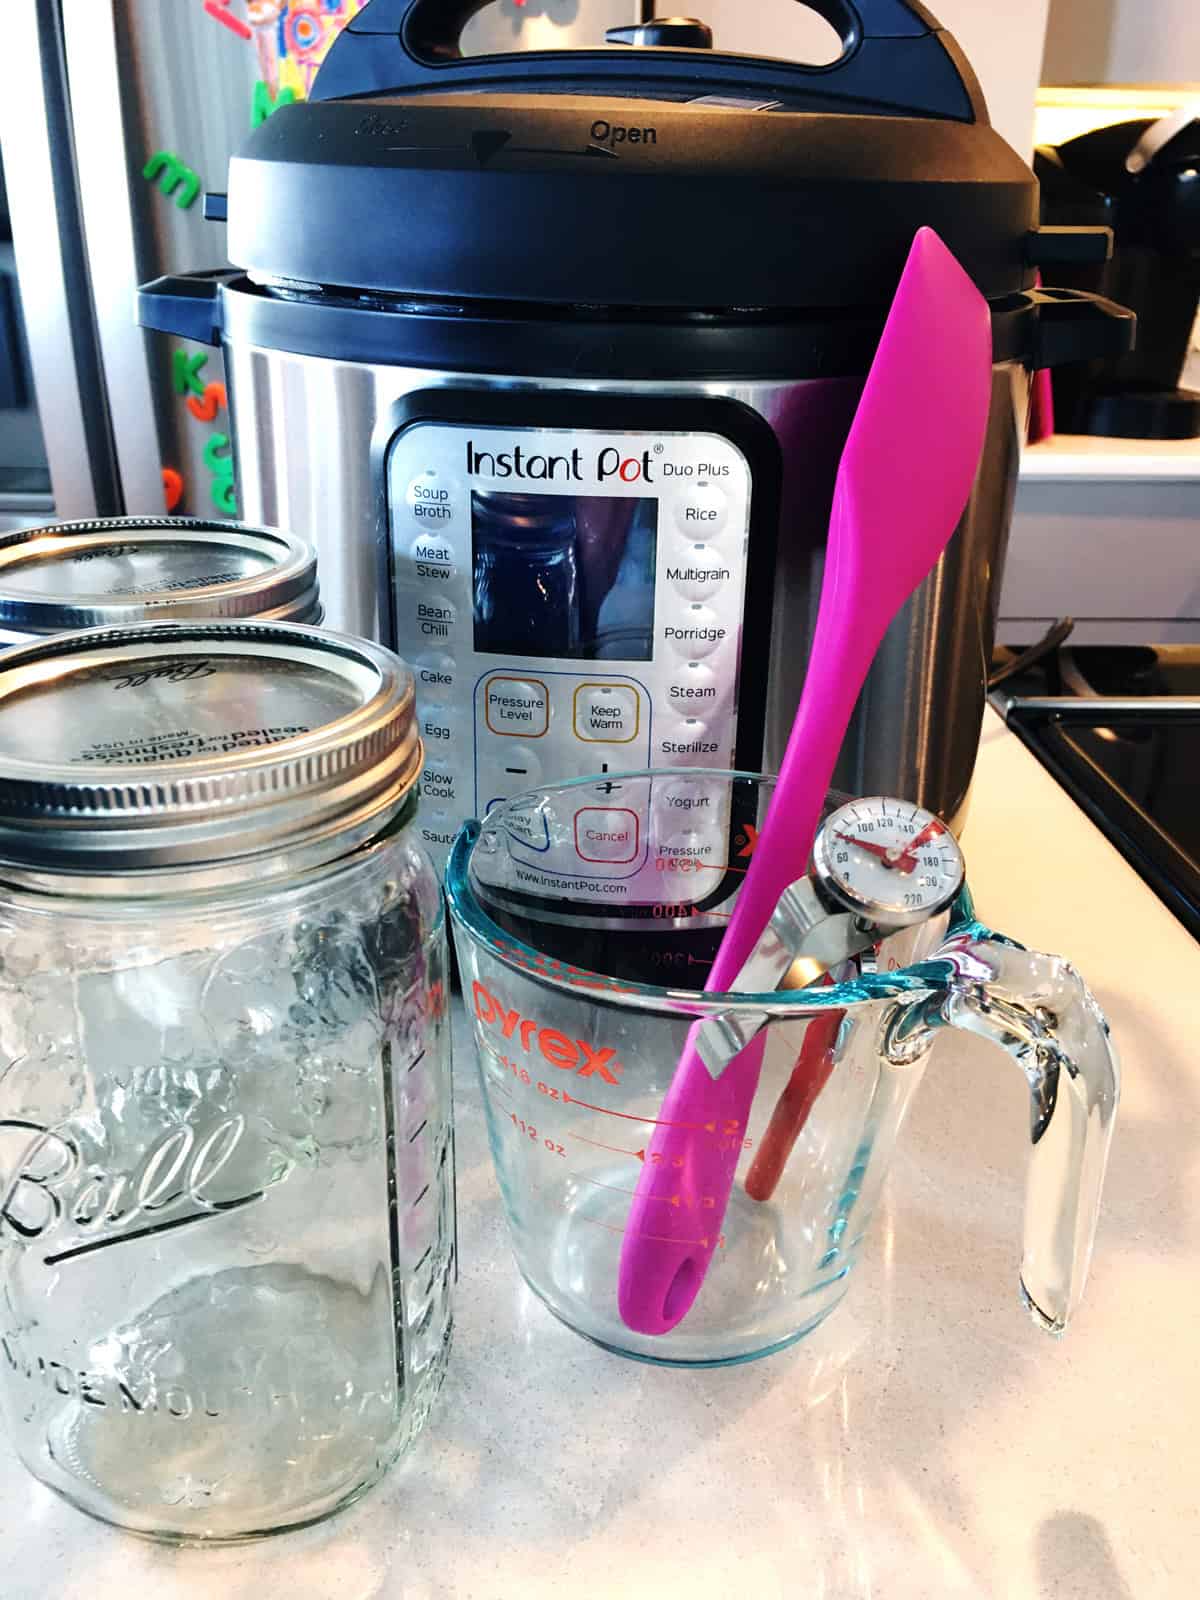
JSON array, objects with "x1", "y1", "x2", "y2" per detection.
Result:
[{"x1": 617, "y1": 228, "x2": 993, "y2": 1336}]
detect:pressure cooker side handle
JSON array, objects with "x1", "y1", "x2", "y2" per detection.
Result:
[
  {"x1": 137, "y1": 272, "x2": 229, "y2": 347},
  {"x1": 311, "y1": 0, "x2": 985, "y2": 124}
]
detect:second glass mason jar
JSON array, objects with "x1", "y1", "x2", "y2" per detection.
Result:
[
  {"x1": 0, "y1": 517, "x2": 322, "y2": 647},
  {"x1": 0, "y1": 621, "x2": 453, "y2": 1540}
]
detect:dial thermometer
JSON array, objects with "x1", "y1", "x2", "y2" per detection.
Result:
[
  {"x1": 812, "y1": 795, "x2": 964, "y2": 929},
  {"x1": 769, "y1": 796, "x2": 965, "y2": 972}
]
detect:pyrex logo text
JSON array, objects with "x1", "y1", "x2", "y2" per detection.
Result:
[
  {"x1": 472, "y1": 982, "x2": 621, "y2": 1084},
  {"x1": 465, "y1": 440, "x2": 655, "y2": 487}
]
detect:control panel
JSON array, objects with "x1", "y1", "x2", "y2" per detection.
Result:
[{"x1": 386, "y1": 418, "x2": 757, "y2": 881}]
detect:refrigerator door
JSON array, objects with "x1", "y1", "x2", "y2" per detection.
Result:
[
  {"x1": 0, "y1": 0, "x2": 122, "y2": 523},
  {"x1": 64, "y1": 0, "x2": 641, "y2": 524},
  {"x1": 63, "y1": 0, "x2": 261, "y2": 521}
]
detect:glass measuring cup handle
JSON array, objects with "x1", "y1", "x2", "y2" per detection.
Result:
[{"x1": 894, "y1": 928, "x2": 1121, "y2": 1335}]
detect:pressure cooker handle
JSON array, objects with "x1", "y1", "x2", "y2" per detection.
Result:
[{"x1": 312, "y1": 0, "x2": 985, "y2": 123}]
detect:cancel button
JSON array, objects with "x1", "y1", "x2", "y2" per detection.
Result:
[{"x1": 573, "y1": 807, "x2": 640, "y2": 864}]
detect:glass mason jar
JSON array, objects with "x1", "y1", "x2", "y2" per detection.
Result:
[
  {"x1": 0, "y1": 621, "x2": 453, "y2": 1540},
  {"x1": 0, "y1": 517, "x2": 322, "y2": 647}
]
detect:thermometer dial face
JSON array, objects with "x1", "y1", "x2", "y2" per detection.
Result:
[{"x1": 813, "y1": 797, "x2": 965, "y2": 927}]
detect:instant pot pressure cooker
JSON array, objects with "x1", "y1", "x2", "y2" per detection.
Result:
[{"x1": 140, "y1": 0, "x2": 1134, "y2": 871}]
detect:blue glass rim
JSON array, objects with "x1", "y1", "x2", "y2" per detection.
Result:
[{"x1": 444, "y1": 768, "x2": 992, "y2": 1019}]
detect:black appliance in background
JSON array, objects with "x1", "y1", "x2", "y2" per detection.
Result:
[
  {"x1": 1035, "y1": 111, "x2": 1200, "y2": 438},
  {"x1": 997, "y1": 648, "x2": 1200, "y2": 940}
]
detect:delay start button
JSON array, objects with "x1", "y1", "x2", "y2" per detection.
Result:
[{"x1": 574, "y1": 806, "x2": 640, "y2": 864}]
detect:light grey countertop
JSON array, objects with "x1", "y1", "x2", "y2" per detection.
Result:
[{"x1": 3, "y1": 712, "x2": 1197, "y2": 1598}]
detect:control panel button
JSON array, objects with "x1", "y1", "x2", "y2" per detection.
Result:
[
  {"x1": 406, "y1": 469, "x2": 458, "y2": 527},
  {"x1": 674, "y1": 481, "x2": 728, "y2": 539},
  {"x1": 666, "y1": 661, "x2": 719, "y2": 714},
  {"x1": 657, "y1": 824, "x2": 726, "y2": 870},
  {"x1": 415, "y1": 651, "x2": 456, "y2": 703},
  {"x1": 667, "y1": 543, "x2": 732, "y2": 602},
  {"x1": 501, "y1": 799, "x2": 552, "y2": 853},
  {"x1": 418, "y1": 707, "x2": 460, "y2": 752},
  {"x1": 655, "y1": 717, "x2": 720, "y2": 765},
  {"x1": 484, "y1": 675, "x2": 550, "y2": 738},
  {"x1": 574, "y1": 806, "x2": 640, "y2": 864},
  {"x1": 416, "y1": 597, "x2": 456, "y2": 640},
  {"x1": 663, "y1": 604, "x2": 727, "y2": 661},
  {"x1": 419, "y1": 758, "x2": 461, "y2": 805},
  {"x1": 573, "y1": 682, "x2": 641, "y2": 743},
  {"x1": 656, "y1": 776, "x2": 723, "y2": 820},
  {"x1": 408, "y1": 532, "x2": 459, "y2": 580},
  {"x1": 487, "y1": 744, "x2": 544, "y2": 790}
]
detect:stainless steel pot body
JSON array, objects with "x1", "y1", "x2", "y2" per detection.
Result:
[{"x1": 223, "y1": 332, "x2": 1028, "y2": 834}]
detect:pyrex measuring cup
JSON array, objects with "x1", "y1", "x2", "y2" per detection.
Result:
[{"x1": 447, "y1": 772, "x2": 1119, "y2": 1366}]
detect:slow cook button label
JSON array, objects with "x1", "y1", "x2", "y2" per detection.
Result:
[{"x1": 420, "y1": 763, "x2": 459, "y2": 802}]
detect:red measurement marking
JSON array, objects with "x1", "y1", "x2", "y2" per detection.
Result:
[
  {"x1": 580, "y1": 1175, "x2": 638, "y2": 1199},
  {"x1": 738, "y1": 823, "x2": 759, "y2": 859},
  {"x1": 569, "y1": 1208, "x2": 714, "y2": 1249},
  {"x1": 568, "y1": 1131, "x2": 646, "y2": 1161},
  {"x1": 204, "y1": 0, "x2": 252, "y2": 40},
  {"x1": 563, "y1": 1088, "x2": 714, "y2": 1133}
]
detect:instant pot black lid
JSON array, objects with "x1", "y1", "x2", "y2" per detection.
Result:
[{"x1": 226, "y1": 0, "x2": 1043, "y2": 311}]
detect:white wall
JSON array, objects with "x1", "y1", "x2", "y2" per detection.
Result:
[
  {"x1": 1043, "y1": 0, "x2": 1200, "y2": 84},
  {"x1": 463, "y1": 0, "x2": 637, "y2": 54},
  {"x1": 702, "y1": 0, "x2": 1051, "y2": 155}
]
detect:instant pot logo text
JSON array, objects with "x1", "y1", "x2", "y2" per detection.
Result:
[
  {"x1": 472, "y1": 982, "x2": 622, "y2": 1083},
  {"x1": 466, "y1": 440, "x2": 655, "y2": 486}
]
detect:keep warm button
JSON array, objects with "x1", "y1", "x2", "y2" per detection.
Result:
[
  {"x1": 573, "y1": 682, "x2": 641, "y2": 743},
  {"x1": 485, "y1": 676, "x2": 549, "y2": 737},
  {"x1": 574, "y1": 807, "x2": 640, "y2": 864}
]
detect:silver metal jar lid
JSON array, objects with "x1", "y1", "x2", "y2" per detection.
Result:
[
  {"x1": 0, "y1": 621, "x2": 421, "y2": 887},
  {"x1": 0, "y1": 517, "x2": 320, "y2": 637}
]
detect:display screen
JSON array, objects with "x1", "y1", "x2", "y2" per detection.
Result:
[{"x1": 472, "y1": 491, "x2": 658, "y2": 661}]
